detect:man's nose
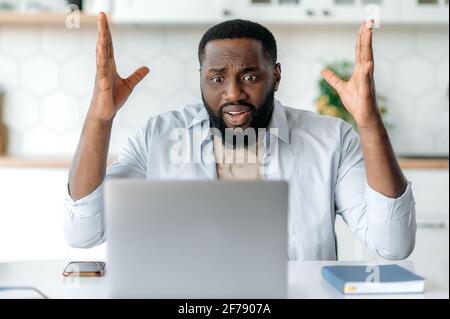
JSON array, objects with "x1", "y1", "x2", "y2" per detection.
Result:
[{"x1": 223, "y1": 81, "x2": 247, "y2": 102}]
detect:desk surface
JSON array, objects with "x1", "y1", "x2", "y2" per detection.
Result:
[{"x1": 0, "y1": 261, "x2": 448, "y2": 299}]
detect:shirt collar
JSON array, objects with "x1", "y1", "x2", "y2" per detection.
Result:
[{"x1": 187, "y1": 99, "x2": 290, "y2": 145}]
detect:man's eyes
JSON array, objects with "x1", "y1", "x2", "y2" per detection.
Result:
[
  {"x1": 209, "y1": 74, "x2": 258, "y2": 84},
  {"x1": 211, "y1": 76, "x2": 224, "y2": 84},
  {"x1": 243, "y1": 74, "x2": 258, "y2": 82}
]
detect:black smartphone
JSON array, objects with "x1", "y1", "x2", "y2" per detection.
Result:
[{"x1": 63, "y1": 261, "x2": 106, "y2": 277}]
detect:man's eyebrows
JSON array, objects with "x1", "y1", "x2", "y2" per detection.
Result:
[
  {"x1": 207, "y1": 67, "x2": 227, "y2": 73},
  {"x1": 206, "y1": 66, "x2": 261, "y2": 73}
]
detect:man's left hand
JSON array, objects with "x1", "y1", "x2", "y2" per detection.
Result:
[{"x1": 321, "y1": 20, "x2": 382, "y2": 130}]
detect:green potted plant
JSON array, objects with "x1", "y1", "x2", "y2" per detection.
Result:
[{"x1": 316, "y1": 60, "x2": 389, "y2": 130}]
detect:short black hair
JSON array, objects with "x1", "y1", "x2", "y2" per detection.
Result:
[{"x1": 198, "y1": 19, "x2": 278, "y2": 66}]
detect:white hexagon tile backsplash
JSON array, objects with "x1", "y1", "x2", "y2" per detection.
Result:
[{"x1": 0, "y1": 24, "x2": 448, "y2": 157}]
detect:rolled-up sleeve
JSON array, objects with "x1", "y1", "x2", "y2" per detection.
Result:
[
  {"x1": 335, "y1": 124, "x2": 417, "y2": 260},
  {"x1": 63, "y1": 124, "x2": 149, "y2": 248},
  {"x1": 64, "y1": 183, "x2": 105, "y2": 248}
]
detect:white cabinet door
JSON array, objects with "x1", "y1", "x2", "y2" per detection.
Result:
[
  {"x1": 0, "y1": 168, "x2": 106, "y2": 262},
  {"x1": 236, "y1": 0, "x2": 322, "y2": 24},
  {"x1": 320, "y1": 0, "x2": 402, "y2": 24},
  {"x1": 401, "y1": 0, "x2": 449, "y2": 23},
  {"x1": 113, "y1": 0, "x2": 234, "y2": 24}
]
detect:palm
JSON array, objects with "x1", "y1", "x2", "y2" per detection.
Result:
[
  {"x1": 92, "y1": 13, "x2": 149, "y2": 122},
  {"x1": 322, "y1": 21, "x2": 380, "y2": 128}
]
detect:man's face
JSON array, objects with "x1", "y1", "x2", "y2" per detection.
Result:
[{"x1": 200, "y1": 38, "x2": 281, "y2": 135}]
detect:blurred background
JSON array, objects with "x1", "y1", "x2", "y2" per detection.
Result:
[{"x1": 0, "y1": 0, "x2": 448, "y2": 262}]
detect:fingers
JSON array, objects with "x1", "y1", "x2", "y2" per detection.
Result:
[
  {"x1": 96, "y1": 13, "x2": 108, "y2": 75},
  {"x1": 361, "y1": 19, "x2": 374, "y2": 63},
  {"x1": 321, "y1": 68, "x2": 346, "y2": 94},
  {"x1": 125, "y1": 67, "x2": 150, "y2": 90},
  {"x1": 96, "y1": 12, "x2": 116, "y2": 80},
  {"x1": 97, "y1": 12, "x2": 115, "y2": 60},
  {"x1": 104, "y1": 12, "x2": 115, "y2": 60},
  {"x1": 355, "y1": 22, "x2": 364, "y2": 64}
]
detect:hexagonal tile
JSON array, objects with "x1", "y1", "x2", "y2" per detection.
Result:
[
  {"x1": 330, "y1": 27, "x2": 357, "y2": 61},
  {"x1": 0, "y1": 54, "x2": 19, "y2": 90},
  {"x1": 186, "y1": 58, "x2": 201, "y2": 94},
  {"x1": 434, "y1": 131, "x2": 449, "y2": 155},
  {"x1": 145, "y1": 55, "x2": 184, "y2": 96},
  {"x1": 436, "y1": 59, "x2": 449, "y2": 92},
  {"x1": 277, "y1": 54, "x2": 319, "y2": 96},
  {"x1": 166, "y1": 29, "x2": 202, "y2": 60},
  {"x1": 79, "y1": 28, "x2": 98, "y2": 54},
  {"x1": 115, "y1": 53, "x2": 149, "y2": 82},
  {"x1": 21, "y1": 55, "x2": 60, "y2": 96},
  {"x1": 416, "y1": 92, "x2": 449, "y2": 134},
  {"x1": 271, "y1": 28, "x2": 293, "y2": 58},
  {"x1": 21, "y1": 126, "x2": 62, "y2": 156},
  {"x1": 2, "y1": 91, "x2": 40, "y2": 132},
  {"x1": 390, "y1": 124, "x2": 434, "y2": 156},
  {"x1": 61, "y1": 129, "x2": 82, "y2": 157},
  {"x1": 373, "y1": 57, "x2": 395, "y2": 94},
  {"x1": 0, "y1": 28, "x2": 39, "y2": 60},
  {"x1": 42, "y1": 92, "x2": 80, "y2": 133},
  {"x1": 290, "y1": 29, "x2": 332, "y2": 61},
  {"x1": 165, "y1": 91, "x2": 200, "y2": 112},
  {"x1": 41, "y1": 27, "x2": 81, "y2": 61},
  {"x1": 62, "y1": 54, "x2": 96, "y2": 96},
  {"x1": 122, "y1": 28, "x2": 164, "y2": 61},
  {"x1": 396, "y1": 55, "x2": 434, "y2": 98},
  {"x1": 385, "y1": 94, "x2": 418, "y2": 130},
  {"x1": 374, "y1": 29, "x2": 415, "y2": 61},
  {"x1": 416, "y1": 28, "x2": 449, "y2": 61},
  {"x1": 121, "y1": 89, "x2": 164, "y2": 128}
]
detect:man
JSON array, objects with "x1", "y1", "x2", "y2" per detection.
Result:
[{"x1": 64, "y1": 13, "x2": 416, "y2": 260}]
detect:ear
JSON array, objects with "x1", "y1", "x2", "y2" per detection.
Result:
[{"x1": 274, "y1": 63, "x2": 281, "y2": 92}]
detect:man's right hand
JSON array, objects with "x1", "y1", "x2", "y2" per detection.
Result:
[
  {"x1": 90, "y1": 12, "x2": 149, "y2": 123},
  {"x1": 68, "y1": 12, "x2": 149, "y2": 200}
]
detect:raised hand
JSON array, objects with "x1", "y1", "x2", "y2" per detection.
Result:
[
  {"x1": 90, "y1": 12, "x2": 149, "y2": 123},
  {"x1": 321, "y1": 20, "x2": 380, "y2": 129}
]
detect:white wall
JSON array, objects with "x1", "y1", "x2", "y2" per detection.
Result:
[
  {"x1": 0, "y1": 23, "x2": 448, "y2": 157},
  {"x1": 0, "y1": 21, "x2": 448, "y2": 262}
]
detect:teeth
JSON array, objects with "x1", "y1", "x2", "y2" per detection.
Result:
[{"x1": 228, "y1": 111, "x2": 245, "y2": 115}]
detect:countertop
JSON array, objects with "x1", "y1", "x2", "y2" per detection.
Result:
[
  {"x1": 0, "y1": 157, "x2": 448, "y2": 169},
  {"x1": 0, "y1": 260, "x2": 448, "y2": 299}
]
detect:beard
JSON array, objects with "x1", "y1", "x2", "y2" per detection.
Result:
[{"x1": 202, "y1": 90, "x2": 275, "y2": 148}]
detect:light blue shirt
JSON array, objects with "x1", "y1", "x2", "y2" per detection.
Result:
[{"x1": 64, "y1": 99, "x2": 416, "y2": 260}]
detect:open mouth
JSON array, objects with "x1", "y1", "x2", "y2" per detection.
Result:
[{"x1": 222, "y1": 105, "x2": 253, "y2": 127}]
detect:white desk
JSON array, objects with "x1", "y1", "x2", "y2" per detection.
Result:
[{"x1": 0, "y1": 261, "x2": 448, "y2": 299}]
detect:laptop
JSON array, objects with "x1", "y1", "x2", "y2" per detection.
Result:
[{"x1": 104, "y1": 180, "x2": 288, "y2": 299}]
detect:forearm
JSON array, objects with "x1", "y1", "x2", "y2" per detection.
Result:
[
  {"x1": 68, "y1": 108, "x2": 113, "y2": 200},
  {"x1": 358, "y1": 119, "x2": 407, "y2": 198}
]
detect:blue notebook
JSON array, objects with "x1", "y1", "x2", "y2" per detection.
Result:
[{"x1": 321, "y1": 265, "x2": 425, "y2": 295}]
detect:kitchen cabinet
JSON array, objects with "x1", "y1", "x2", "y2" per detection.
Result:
[
  {"x1": 112, "y1": 0, "x2": 235, "y2": 24},
  {"x1": 111, "y1": 0, "x2": 449, "y2": 25},
  {"x1": 320, "y1": 0, "x2": 402, "y2": 24},
  {"x1": 236, "y1": 0, "x2": 320, "y2": 24},
  {"x1": 0, "y1": 167, "x2": 106, "y2": 262},
  {"x1": 401, "y1": 0, "x2": 449, "y2": 23}
]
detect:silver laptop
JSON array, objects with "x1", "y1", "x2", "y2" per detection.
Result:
[{"x1": 104, "y1": 180, "x2": 288, "y2": 299}]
